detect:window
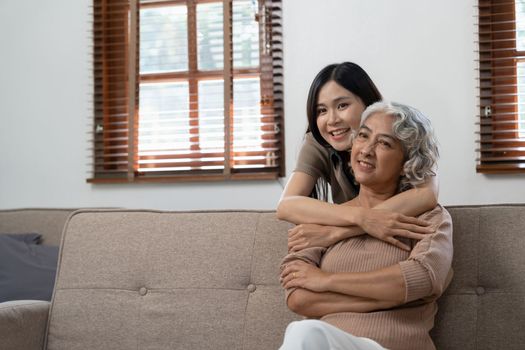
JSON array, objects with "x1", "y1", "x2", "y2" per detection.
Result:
[
  {"x1": 477, "y1": 0, "x2": 525, "y2": 173},
  {"x1": 90, "y1": 0, "x2": 284, "y2": 183}
]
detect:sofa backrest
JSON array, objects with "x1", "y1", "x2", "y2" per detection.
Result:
[
  {"x1": 0, "y1": 209, "x2": 75, "y2": 246},
  {"x1": 43, "y1": 205, "x2": 525, "y2": 350},
  {"x1": 45, "y1": 210, "x2": 299, "y2": 350},
  {"x1": 431, "y1": 205, "x2": 525, "y2": 350}
]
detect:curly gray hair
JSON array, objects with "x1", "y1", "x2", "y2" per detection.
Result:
[{"x1": 359, "y1": 101, "x2": 439, "y2": 191}]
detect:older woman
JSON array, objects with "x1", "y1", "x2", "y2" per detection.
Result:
[{"x1": 279, "y1": 102, "x2": 453, "y2": 350}]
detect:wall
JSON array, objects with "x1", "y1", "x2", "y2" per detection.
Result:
[{"x1": 0, "y1": 0, "x2": 523, "y2": 210}]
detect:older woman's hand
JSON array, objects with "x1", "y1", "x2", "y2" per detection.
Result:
[
  {"x1": 358, "y1": 208, "x2": 435, "y2": 251},
  {"x1": 280, "y1": 260, "x2": 331, "y2": 292},
  {"x1": 288, "y1": 224, "x2": 353, "y2": 252}
]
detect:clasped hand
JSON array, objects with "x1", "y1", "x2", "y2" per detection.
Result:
[{"x1": 358, "y1": 208, "x2": 435, "y2": 251}]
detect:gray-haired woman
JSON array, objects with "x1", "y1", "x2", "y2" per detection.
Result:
[{"x1": 279, "y1": 102, "x2": 453, "y2": 350}]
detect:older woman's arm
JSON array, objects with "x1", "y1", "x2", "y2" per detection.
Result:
[
  {"x1": 282, "y1": 205, "x2": 453, "y2": 308},
  {"x1": 286, "y1": 289, "x2": 401, "y2": 318},
  {"x1": 282, "y1": 261, "x2": 406, "y2": 303},
  {"x1": 398, "y1": 205, "x2": 453, "y2": 302},
  {"x1": 281, "y1": 251, "x2": 402, "y2": 316}
]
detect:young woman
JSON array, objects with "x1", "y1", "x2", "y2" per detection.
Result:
[
  {"x1": 279, "y1": 102, "x2": 453, "y2": 350},
  {"x1": 276, "y1": 62, "x2": 439, "y2": 252}
]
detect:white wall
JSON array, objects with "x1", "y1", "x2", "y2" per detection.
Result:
[{"x1": 0, "y1": 0, "x2": 523, "y2": 210}]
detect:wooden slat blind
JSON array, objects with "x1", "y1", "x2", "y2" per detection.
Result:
[
  {"x1": 93, "y1": 0, "x2": 136, "y2": 179},
  {"x1": 90, "y1": 0, "x2": 284, "y2": 183},
  {"x1": 477, "y1": 0, "x2": 525, "y2": 173}
]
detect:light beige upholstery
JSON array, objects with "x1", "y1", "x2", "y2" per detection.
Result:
[
  {"x1": 0, "y1": 206, "x2": 524, "y2": 349},
  {"x1": 431, "y1": 205, "x2": 525, "y2": 349},
  {"x1": 46, "y1": 210, "x2": 298, "y2": 350},
  {"x1": 0, "y1": 209, "x2": 75, "y2": 245},
  {"x1": 0, "y1": 300, "x2": 50, "y2": 350}
]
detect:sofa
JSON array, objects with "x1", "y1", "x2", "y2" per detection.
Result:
[{"x1": 0, "y1": 205, "x2": 524, "y2": 350}]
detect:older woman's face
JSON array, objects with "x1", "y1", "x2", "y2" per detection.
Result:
[
  {"x1": 351, "y1": 112, "x2": 405, "y2": 191},
  {"x1": 316, "y1": 81, "x2": 366, "y2": 151}
]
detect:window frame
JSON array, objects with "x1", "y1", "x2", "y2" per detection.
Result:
[{"x1": 89, "y1": 0, "x2": 284, "y2": 183}]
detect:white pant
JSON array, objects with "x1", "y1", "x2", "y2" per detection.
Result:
[{"x1": 279, "y1": 320, "x2": 387, "y2": 350}]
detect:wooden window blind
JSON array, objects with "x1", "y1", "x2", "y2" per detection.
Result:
[
  {"x1": 90, "y1": 0, "x2": 284, "y2": 183},
  {"x1": 477, "y1": 0, "x2": 525, "y2": 173}
]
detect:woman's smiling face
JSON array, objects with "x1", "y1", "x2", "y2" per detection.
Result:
[
  {"x1": 351, "y1": 112, "x2": 405, "y2": 192},
  {"x1": 316, "y1": 81, "x2": 366, "y2": 151}
]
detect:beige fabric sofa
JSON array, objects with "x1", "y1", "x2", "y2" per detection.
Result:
[{"x1": 0, "y1": 206, "x2": 524, "y2": 350}]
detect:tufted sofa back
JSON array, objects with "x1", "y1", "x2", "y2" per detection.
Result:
[
  {"x1": 24, "y1": 205, "x2": 525, "y2": 350},
  {"x1": 431, "y1": 205, "x2": 525, "y2": 350}
]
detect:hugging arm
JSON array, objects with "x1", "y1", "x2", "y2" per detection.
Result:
[
  {"x1": 278, "y1": 170, "x2": 439, "y2": 226},
  {"x1": 372, "y1": 170, "x2": 439, "y2": 216},
  {"x1": 342, "y1": 172, "x2": 440, "y2": 250},
  {"x1": 279, "y1": 172, "x2": 438, "y2": 251}
]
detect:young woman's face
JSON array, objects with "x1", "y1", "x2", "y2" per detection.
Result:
[
  {"x1": 315, "y1": 81, "x2": 366, "y2": 151},
  {"x1": 350, "y1": 112, "x2": 405, "y2": 192}
]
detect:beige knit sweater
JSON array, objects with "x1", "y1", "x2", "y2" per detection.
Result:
[{"x1": 281, "y1": 205, "x2": 453, "y2": 350}]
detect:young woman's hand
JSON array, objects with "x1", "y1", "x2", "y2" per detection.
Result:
[
  {"x1": 280, "y1": 260, "x2": 330, "y2": 292},
  {"x1": 357, "y1": 208, "x2": 434, "y2": 251},
  {"x1": 287, "y1": 224, "x2": 352, "y2": 252}
]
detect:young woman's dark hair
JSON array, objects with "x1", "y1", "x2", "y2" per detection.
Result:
[
  {"x1": 306, "y1": 62, "x2": 382, "y2": 147},
  {"x1": 305, "y1": 62, "x2": 382, "y2": 200}
]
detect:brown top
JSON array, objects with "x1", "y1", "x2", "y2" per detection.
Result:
[
  {"x1": 281, "y1": 205, "x2": 454, "y2": 350},
  {"x1": 294, "y1": 133, "x2": 358, "y2": 204}
]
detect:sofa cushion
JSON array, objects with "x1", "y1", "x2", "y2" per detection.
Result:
[{"x1": 0, "y1": 234, "x2": 59, "y2": 302}]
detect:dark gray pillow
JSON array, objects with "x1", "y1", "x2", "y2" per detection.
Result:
[{"x1": 0, "y1": 234, "x2": 59, "y2": 302}]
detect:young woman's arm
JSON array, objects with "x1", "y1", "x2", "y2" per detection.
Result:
[
  {"x1": 344, "y1": 174, "x2": 439, "y2": 250},
  {"x1": 277, "y1": 172, "x2": 435, "y2": 251},
  {"x1": 277, "y1": 172, "x2": 430, "y2": 229},
  {"x1": 372, "y1": 171, "x2": 439, "y2": 216}
]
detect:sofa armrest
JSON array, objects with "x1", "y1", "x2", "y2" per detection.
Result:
[{"x1": 0, "y1": 300, "x2": 49, "y2": 350}]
